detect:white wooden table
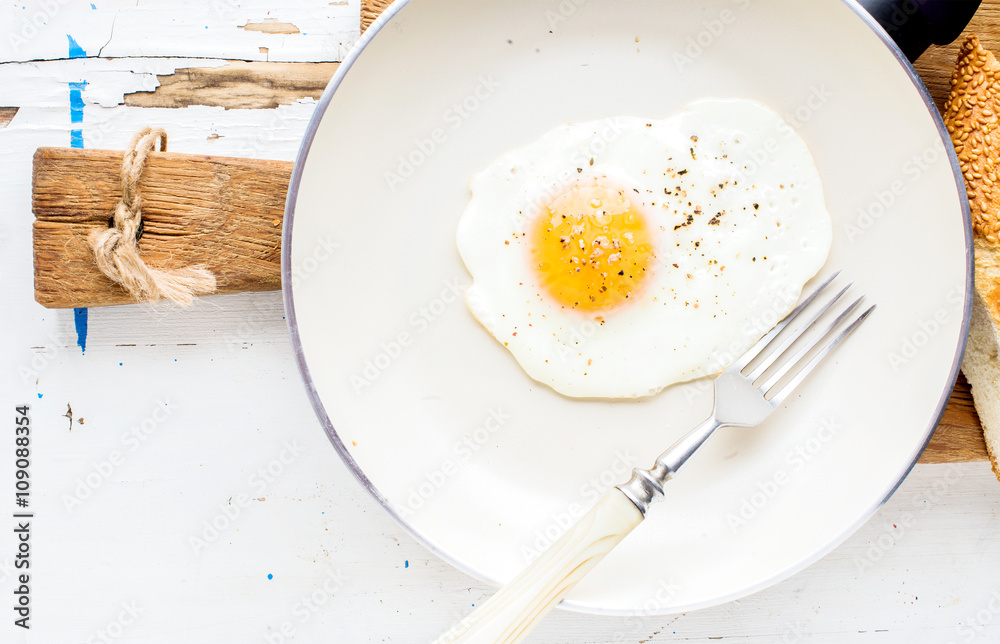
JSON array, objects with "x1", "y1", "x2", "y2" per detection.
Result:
[{"x1": 2, "y1": 2, "x2": 1000, "y2": 642}]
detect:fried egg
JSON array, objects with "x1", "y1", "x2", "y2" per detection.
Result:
[{"x1": 456, "y1": 99, "x2": 832, "y2": 398}]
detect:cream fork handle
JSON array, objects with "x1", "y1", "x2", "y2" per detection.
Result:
[{"x1": 433, "y1": 488, "x2": 643, "y2": 644}]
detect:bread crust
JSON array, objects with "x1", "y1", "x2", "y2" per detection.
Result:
[
  {"x1": 964, "y1": 239, "x2": 1000, "y2": 481},
  {"x1": 946, "y1": 35, "x2": 1000, "y2": 481},
  {"x1": 946, "y1": 35, "x2": 1000, "y2": 244}
]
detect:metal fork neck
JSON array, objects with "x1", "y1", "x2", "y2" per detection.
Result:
[{"x1": 617, "y1": 416, "x2": 724, "y2": 515}]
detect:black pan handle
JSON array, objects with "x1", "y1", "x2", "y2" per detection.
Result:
[{"x1": 856, "y1": 0, "x2": 982, "y2": 62}]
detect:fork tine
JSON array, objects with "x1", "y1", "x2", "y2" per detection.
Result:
[
  {"x1": 758, "y1": 294, "x2": 864, "y2": 392},
  {"x1": 764, "y1": 302, "x2": 875, "y2": 407},
  {"x1": 731, "y1": 270, "x2": 841, "y2": 372},
  {"x1": 746, "y1": 281, "x2": 853, "y2": 381},
  {"x1": 767, "y1": 304, "x2": 876, "y2": 407}
]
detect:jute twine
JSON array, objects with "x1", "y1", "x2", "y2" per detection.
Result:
[{"x1": 87, "y1": 127, "x2": 216, "y2": 305}]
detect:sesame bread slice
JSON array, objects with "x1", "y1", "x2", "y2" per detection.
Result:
[{"x1": 945, "y1": 35, "x2": 1000, "y2": 481}]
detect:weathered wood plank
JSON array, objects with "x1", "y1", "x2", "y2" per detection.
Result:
[
  {"x1": 914, "y1": 2, "x2": 1000, "y2": 110},
  {"x1": 921, "y1": 374, "x2": 988, "y2": 463},
  {"x1": 0, "y1": 0, "x2": 358, "y2": 64},
  {"x1": 0, "y1": 107, "x2": 17, "y2": 128},
  {"x1": 362, "y1": 0, "x2": 393, "y2": 33},
  {"x1": 32, "y1": 147, "x2": 291, "y2": 308},
  {"x1": 123, "y1": 61, "x2": 339, "y2": 110},
  {"x1": 240, "y1": 19, "x2": 302, "y2": 35}
]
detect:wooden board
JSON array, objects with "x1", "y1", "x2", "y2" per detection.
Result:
[
  {"x1": 361, "y1": 0, "x2": 393, "y2": 33},
  {"x1": 122, "y1": 61, "x2": 340, "y2": 110},
  {"x1": 32, "y1": 147, "x2": 291, "y2": 308},
  {"x1": 28, "y1": 0, "x2": 991, "y2": 464},
  {"x1": 913, "y1": 1, "x2": 1000, "y2": 110}
]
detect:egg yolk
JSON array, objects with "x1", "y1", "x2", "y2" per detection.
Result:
[{"x1": 531, "y1": 184, "x2": 654, "y2": 311}]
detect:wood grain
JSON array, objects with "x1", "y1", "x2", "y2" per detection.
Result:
[
  {"x1": 914, "y1": 2, "x2": 1000, "y2": 111},
  {"x1": 239, "y1": 19, "x2": 301, "y2": 34},
  {"x1": 123, "y1": 62, "x2": 339, "y2": 110},
  {"x1": 921, "y1": 374, "x2": 987, "y2": 463},
  {"x1": 361, "y1": 0, "x2": 393, "y2": 33},
  {"x1": 0, "y1": 107, "x2": 18, "y2": 129},
  {"x1": 32, "y1": 147, "x2": 291, "y2": 308}
]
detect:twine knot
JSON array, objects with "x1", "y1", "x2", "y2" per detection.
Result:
[{"x1": 87, "y1": 127, "x2": 216, "y2": 305}]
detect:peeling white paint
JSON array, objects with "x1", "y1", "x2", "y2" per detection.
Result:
[
  {"x1": 2, "y1": 98, "x2": 315, "y2": 164},
  {"x1": 0, "y1": 57, "x2": 231, "y2": 108},
  {"x1": 1, "y1": 0, "x2": 360, "y2": 63},
  {"x1": 76, "y1": 100, "x2": 318, "y2": 159},
  {"x1": 0, "y1": 55, "x2": 318, "y2": 158}
]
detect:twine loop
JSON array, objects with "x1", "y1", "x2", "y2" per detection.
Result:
[{"x1": 87, "y1": 127, "x2": 216, "y2": 305}]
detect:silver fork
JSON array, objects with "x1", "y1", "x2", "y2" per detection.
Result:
[{"x1": 434, "y1": 272, "x2": 875, "y2": 644}]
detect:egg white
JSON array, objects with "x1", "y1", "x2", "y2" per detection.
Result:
[{"x1": 457, "y1": 98, "x2": 833, "y2": 398}]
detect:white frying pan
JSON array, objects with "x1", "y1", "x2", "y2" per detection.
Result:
[{"x1": 282, "y1": 0, "x2": 977, "y2": 615}]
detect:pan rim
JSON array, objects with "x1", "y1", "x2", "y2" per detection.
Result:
[{"x1": 280, "y1": 0, "x2": 974, "y2": 616}]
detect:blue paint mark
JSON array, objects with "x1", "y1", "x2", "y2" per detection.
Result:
[
  {"x1": 119, "y1": 362, "x2": 123, "y2": 366},
  {"x1": 69, "y1": 86, "x2": 85, "y2": 145},
  {"x1": 37, "y1": 393, "x2": 42, "y2": 399},
  {"x1": 67, "y1": 34, "x2": 86, "y2": 58},
  {"x1": 267, "y1": 573, "x2": 273, "y2": 580},
  {"x1": 69, "y1": 80, "x2": 87, "y2": 148},
  {"x1": 404, "y1": 560, "x2": 409, "y2": 569},
  {"x1": 90, "y1": 2, "x2": 96, "y2": 8},
  {"x1": 68, "y1": 36, "x2": 87, "y2": 148},
  {"x1": 69, "y1": 82, "x2": 86, "y2": 120},
  {"x1": 74, "y1": 308, "x2": 88, "y2": 353},
  {"x1": 69, "y1": 36, "x2": 89, "y2": 354}
]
